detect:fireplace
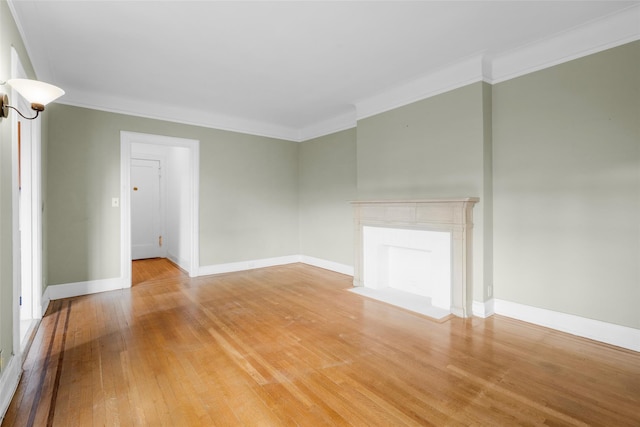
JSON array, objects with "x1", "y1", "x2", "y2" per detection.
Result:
[{"x1": 352, "y1": 198, "x2": 478, "y2": 317}]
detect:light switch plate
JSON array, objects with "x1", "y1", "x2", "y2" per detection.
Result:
[{"x1": 112, "y1": 197, "x2": 119, "y2": 207}]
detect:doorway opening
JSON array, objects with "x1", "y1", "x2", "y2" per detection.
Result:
[{"x1": 120, "y1": 132, "x2": 200, "y2": 287}]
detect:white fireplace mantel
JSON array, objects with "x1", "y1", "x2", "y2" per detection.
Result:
[{"x1": 352, "y1": 198, "x2": 479, "y2": 318}]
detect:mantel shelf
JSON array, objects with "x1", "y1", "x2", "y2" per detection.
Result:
[{"x1": 351, "y1": 198, "x2": 480, "y2": 205}]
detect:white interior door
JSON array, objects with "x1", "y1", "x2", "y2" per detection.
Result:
[{"x1": 131, "y1": 159, "x2": 163, "y2": 260}]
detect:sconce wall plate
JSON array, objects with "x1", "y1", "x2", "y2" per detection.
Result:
[{"x1": 1, "y1": 93, "x2": 9, "y2": 118}]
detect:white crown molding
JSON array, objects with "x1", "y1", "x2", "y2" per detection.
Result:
[
  {"x1": 6, "y1": 0, "x2": 44, "y2": 81},
  {"x1": 355, "y1": 5, "x2": 639, "y2": 122},
  {"x1": 494, "y1": 299, "x2": 640, "y2": 353},
  {"x1": 489, "y1": 3, "x2": 640, "y2": 83},
  {"x1": 355, "y1": 54, "x2": 486, "y2": 121},
  {"x1": 298, "y1": 110, "x2": 357, "y2": 142},
  {"x1": 58, "y1": 91, "x2": 301, "y2": 142},
  {"x1": 11, "y1": 3, "x2": 640, "y2": 142}
]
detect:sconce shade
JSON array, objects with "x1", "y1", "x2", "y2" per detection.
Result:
[{"x1": 7, "y1": 78, "x2": 65, "y2": 107}]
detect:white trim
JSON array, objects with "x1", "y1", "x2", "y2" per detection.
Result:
[
  {"x1": 59, "y1": 93, "x2": 300, "y2": 142},
  {"x1": 355, "y1": 6, "x2": 640, "y2": 121},
  {"x1": 46, "y1": 277, "x2": 126, "y2": 301},
  {"x1": 356, "y1": 54, "x2": 486, "y2": 121},
  {"x1": 120, "y1": 139, "x2": 133, "y2": 287},
  {"x1": 494, "y1": 299, "x2": 640, "y2": 353},
  {"x1": 40, "y1": 256, "x2": 352, "y2": 298},
  {"x1": 298, "y1": 110, "x2": 357, "y2": 142},
  {"x1": 10, "y1": 48, "x2": 22, "y2": 367},
  {"x1": 166, "y1": 252, "x2": 191, "y2": 276},
  {"x1": 198, "y1": 255, "x2": 301, "y2": 277},
  {"x1": 13, "y1": 47, "x2": 44, "y2": 329},
  {"x1": 299, "y1": 256, "x2": 354, "y2": 276},
  {"x1": 5, "y1": 1, "x2": 47, "y2": 82},
  {"x1": 472, "y1": 299, "x2": 495, "y2": 318},
  {"x1": 9, "y1": 4, "x2": 639, "y2": 143},
  {"x1": 120, "y1": 131, "x2": 200, "y2": 283},
  {"x1": 0, "y1": 355, "x2": 22, "y2": 422},
  {"x1": 10, "y1": 46, "x2": 44, "y2": 363},
  {"x1": 41, "y1": 286, "x2": 51, "y2": 317},
  {"x1": 489, "y1": 4, "x2": 640, "y2": 84}
]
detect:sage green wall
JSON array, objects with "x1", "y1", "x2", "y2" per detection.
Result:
[
  {"x1": 298, "y1": 128, "x2": 357, "y2": 266},
  {"x1": 356, "y1": 82, "x2": 493, "y2": 302},
  {"x1": 46, "y1": 104, "x2": 299, "y2": 285},
  {"x1": 492, "y1": 41, "x2": 640, "y2": 329},
  {"x1": 0, "y1": 0, "x2": 37, "y2": 375},
  {"x1": 199, "y1": 124, "x2": 299, "y2": 264},
  {"x1": 47, "y1": 106, "x2": 121, "y2": 284},
  {"x1": 357, "y1": 83, "x2": 486, "y2": 199}
]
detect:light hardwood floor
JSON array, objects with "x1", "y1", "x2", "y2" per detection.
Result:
[{"x1": 3, "y1": 261, "x2": 640, "y2": 426}]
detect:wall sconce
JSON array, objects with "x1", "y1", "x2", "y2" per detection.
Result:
[{"x1": 1, "y1": 78, "x2": 65, "y2": 120}]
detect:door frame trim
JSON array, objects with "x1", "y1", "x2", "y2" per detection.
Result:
[
  {"x1": 11, "y1": 47, "x2": 43, "y2": 357},
  {"x1": 120, "y1": 131, "x2": 200, "y2": 286}
]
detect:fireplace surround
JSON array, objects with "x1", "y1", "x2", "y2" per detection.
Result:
[{"x1": 352, "y1": 198, "x2": 479, "y2": 317}]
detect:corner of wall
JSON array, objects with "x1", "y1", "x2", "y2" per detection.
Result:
[{"x1": 473, "y1": 299, "x2": 495, "y2": 318}]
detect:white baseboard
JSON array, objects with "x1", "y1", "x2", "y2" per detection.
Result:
[
  {"x1": 198, "y1": 255, "x2": 355, "y2": 277},
  {"x1": 47, "y1": 277, "x2": 127, "y2": 300},
  {"x1": 166, "y1": 252, "x2": 191, "y2": 275},
  {"x1": 0, "y1": 354, "x2": 22, "y2": 422},
  {"x1": 41, "y1": 265, "x2": 638, "y2": 352},
  {"x1": 299, "y1": 256, "x2": 354, "y2": 276},
  {"x1": 198, "y1": 255, "x2": 302, "y2": 276},
  {"x1": 494, "y1": 299, "x2": 640, "y2": 353},
  {"x1": 41, "y1": 285, "x2": 51, "y2": 316},
  {"x1": 44, "y1": 256, "x2": 351, "y2": 300},
  {"x1": 473, "y1": 299, "x2": 495, "y2": 318}
]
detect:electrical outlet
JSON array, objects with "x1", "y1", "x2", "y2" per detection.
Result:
[
  {"x1": 112, "y1": 197, "x2": 120, "y2": 208},
  {"x1": 488, "y1": 286, "x2": 493, "y2": 297},
  {"x1": 0, "y1": 349, "x2": 4, "y2": 372}
]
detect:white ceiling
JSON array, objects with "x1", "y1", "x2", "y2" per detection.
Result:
[{"x1": 8, "y1": 1, "x2": 640, "y2": 141}]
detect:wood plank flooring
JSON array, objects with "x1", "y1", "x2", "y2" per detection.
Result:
[
  {"x1": 131, "y1": 258, "x2": 185, "y2": 286},
  {"x1": 3, "y1": 261, "x2": 640, "y2": 426}
]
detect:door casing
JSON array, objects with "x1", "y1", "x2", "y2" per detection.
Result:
[
  {"x1": 120, "y1": 131, "x2": 200, "y2": 286},
  {"x1": 11, "y1": 47, "x2": 43, "y2": 357}
]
